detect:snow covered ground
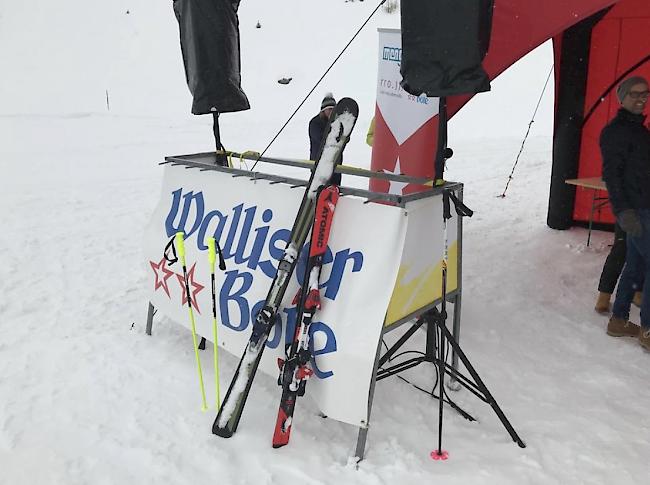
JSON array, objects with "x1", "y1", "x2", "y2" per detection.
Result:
[{"x1": 1, "y1": 1, "x2": 649, "y2": 484}]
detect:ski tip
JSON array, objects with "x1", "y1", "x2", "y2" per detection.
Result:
[
  {"x1": 337, "y1": 96, "x2": 358, "y2": 106},
  {"x1": 272, "y1": 441, "x2": 288, "y2": 449},
  {"x1": 334, "y1": 97, "x2": 359, "y2": 115}
]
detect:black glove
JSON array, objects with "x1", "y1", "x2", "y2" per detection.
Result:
[{"x1": 617, "y1": 209, "x2": 643, "y2": 238}]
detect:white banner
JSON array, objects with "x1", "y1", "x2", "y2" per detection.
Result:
[{"x1": 144, "y1": 165, "x2": 407, "y2": 426}]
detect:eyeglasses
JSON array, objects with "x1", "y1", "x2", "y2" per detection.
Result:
[{"x1": 628, "y1": 90, "x2": 650, "y2": 100}]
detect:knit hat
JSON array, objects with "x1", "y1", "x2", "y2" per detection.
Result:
[
  {"x1": 320, "y1": 92, "x2": 336, "y2": 111},
  {"x1": 616, "y1": 76, "x2": 648, "y2": 102}
]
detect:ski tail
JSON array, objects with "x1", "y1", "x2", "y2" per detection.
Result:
[
  {"x1": 213, "y1": 98, "x2": 356, "y2": 440},
  {"x1": 272, "y1": 379, "x2": 297, "y2": 448},
  {"x1": 212, "y1": 341, "x2": 263, "y2": 437},
  {"x1": 212, "y1": 304, "x2": 281, "y2": 437},
  {"x1": 272, "y1": 185, "x2": 340, "y2": 448}
]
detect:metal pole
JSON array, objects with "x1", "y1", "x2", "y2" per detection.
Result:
[
  {"x1": 145, "y1": 302, "x2": 155, "y2": 335},
  {"x1": 449, "y1": 185, "x2": 464, "y2": 386},
  {"x1": 354, "y1": 333, "x2": 385, "y2": 462}
]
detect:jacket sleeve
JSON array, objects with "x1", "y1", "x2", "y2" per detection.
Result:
[
  {"x1": 308, "y1": 118, "x2": 321, "y2": 161},
  {"x1": 600, "y1": 125, "x2": 631, "y2": 214},
  {"x1": 366, "y1": 117, "x2": 375, "y2": 147}
]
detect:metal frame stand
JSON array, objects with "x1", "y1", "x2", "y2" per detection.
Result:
[{"x1": 354, "y1": 303, "x2": 526, "y2": 461}]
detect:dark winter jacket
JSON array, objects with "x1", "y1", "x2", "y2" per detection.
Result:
[
  {"x1": 600, "y1": 108, "x2": 650, "y2": 214},
  {"x1": 309, "y1": 113, "x2": 343, "y2": 185}
]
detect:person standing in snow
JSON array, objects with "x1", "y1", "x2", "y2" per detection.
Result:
[
  {"x1": 309, "y1": 93, "x2": 342, "y2": 185},
  {"x1": 600, "y1": 76, "x2": 650, "y2": 350}
]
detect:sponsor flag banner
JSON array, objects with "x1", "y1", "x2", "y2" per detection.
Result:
[{"x1": 370, "y1": 28, "x2": 440, "y2": 194}]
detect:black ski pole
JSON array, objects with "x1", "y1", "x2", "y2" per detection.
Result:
[{"x1": 431, "y1": 190, "x2": 453, "y2": 461}]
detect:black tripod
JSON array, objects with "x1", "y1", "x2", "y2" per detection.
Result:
[{"x1": 377, "y1": 189, "x2": 525, "y2": 458}]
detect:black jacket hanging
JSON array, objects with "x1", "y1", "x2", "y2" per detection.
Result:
[
  {"x1": 173, "y1": 0, "x2": 250, "y2": 115},
  {"x1": 400, "y1": 0, "x2": 493, "y2": 97}
]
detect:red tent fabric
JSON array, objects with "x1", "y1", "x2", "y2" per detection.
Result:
[
  {"x1": 447, "y1": 0, "x2": 619, "y2": 117},
  {"x1": 569, "y1": 0, "x2": 650, "y2": 226}
]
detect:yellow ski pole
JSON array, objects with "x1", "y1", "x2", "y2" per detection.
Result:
[
  {"x1": 207, "y1": 237, "x2": 224, "y2": 411},
  {"x1": 175, "y1": 232, "x2": 208, "y2": 412}
]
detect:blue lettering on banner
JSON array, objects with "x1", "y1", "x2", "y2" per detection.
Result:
[
  {"x1": 164, "y1": 188, "x2": 365, "y2": 379},
  {"x1": 382, "y1": 46, "x2": 402, "y2": 62}
]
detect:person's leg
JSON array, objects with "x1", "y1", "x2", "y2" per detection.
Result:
[
  {"x1": 598, "y1": 224, "x2": 626, "y2": 293},
  {"x1": 640, "y1": 258, "x2": 650, "y2": 342},
  {"x1": 608, "y1": 232, "x2": 643, "y2": 337},
  {"x1": 596, "y1": 224, "x2": 627, "y2": 312},
  {"x1": 612, "y1": 236, "x2": 642, "y2": 321}
]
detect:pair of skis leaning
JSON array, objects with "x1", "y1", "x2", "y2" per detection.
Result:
[{"x1": 212, "y1": 98, "x2": 358, "y2": 445}]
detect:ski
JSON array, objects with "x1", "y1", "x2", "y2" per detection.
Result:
[
  {"x1": 212, "y1": 98, "x2": 358, "y2": 438},
  {"x1": 272, "y1": 184, "x2": 339, "y2": 448}
]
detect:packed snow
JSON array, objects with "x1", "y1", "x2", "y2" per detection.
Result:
[{"x1": 1, "y1": 1, "x2": 649, "y2": 484}]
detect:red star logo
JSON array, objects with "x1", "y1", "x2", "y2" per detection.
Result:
[
  {"x1": 369, "y1": 105, "x2": 439, "y2": 195},
  {"x1": 149, "y1": 258, "x2": 175, "y2": 298},
  {"x1": 176, "y1": 263, "x2": 205, "y2": 314}
]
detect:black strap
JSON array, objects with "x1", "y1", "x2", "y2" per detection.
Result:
[
  {"x1": 164, "y1": 234, "x2": 227, "y2": 270},
  {"x1": 215, "y1": 240, "x2": 226, "y2": 271},
  {"x1": 163, "y1": 236, "x2": 178, "y2": 266},
  {"x1": 443, "y1": 190, "x2": 474, "y2": 221},
  {"x1": 443, "y1": 189, "x2": 452, "y2": 221}
]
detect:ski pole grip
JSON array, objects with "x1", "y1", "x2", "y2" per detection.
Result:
[
  {"x1": 208, "y1": 237, "x2": 216, "y2": 270},
  {"x1": 175, "y1": 232, "x2": 186, "y2": 259}
]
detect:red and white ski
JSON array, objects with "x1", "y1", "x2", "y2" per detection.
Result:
[{"x1": 272, "y1": 184, "x2": 340, "y2": 448}]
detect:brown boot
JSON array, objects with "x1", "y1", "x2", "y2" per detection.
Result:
[
  {"x1": 639, "y1": 328, "x2": 650, "y2": 351},
  {"x1": 633, "y1": 291, "x2": 643, "y2": 308},
  {"x1": 595, "y1": 292, "x2": 611, "y2": 314},
  {"x1": 607, "y1": 316, "x2": 640, "y2": 337}
]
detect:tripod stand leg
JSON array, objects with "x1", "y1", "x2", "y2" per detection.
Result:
[{"x1": 432, "y1": 312, "x2": 526, "y2": 448}]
